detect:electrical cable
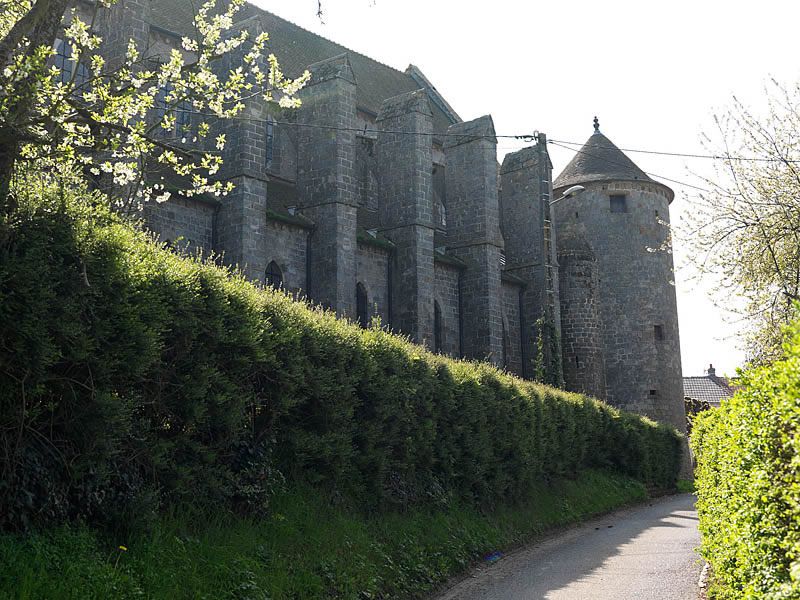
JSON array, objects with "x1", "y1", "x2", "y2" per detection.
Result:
[{"x1": 547, "y1": 140, "x2": 712, "y2": 193}]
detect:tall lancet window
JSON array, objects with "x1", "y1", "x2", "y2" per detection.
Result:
[
  {"x1": 265, "y1": 261, "x2": 283, "y2": 289},
  {"x1": 356, "y1": 283, "x2": 369, "y2": 328},
  {"x1": 434, "y1": 301, "x2": 443, "y2": 353}
]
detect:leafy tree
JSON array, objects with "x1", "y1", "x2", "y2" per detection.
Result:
[
  {"x1": 686, "y1": 79, "x2": 800, "y2": 365},
  {"x1": 0, "y1": 0, "x2": 308, "y2": 209}
]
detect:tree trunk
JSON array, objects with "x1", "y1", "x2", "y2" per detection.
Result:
[{"x1": 0, "y1": 0, "x2": 71, "y2": 207}]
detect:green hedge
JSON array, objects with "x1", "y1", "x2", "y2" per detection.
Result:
[
  {"x1": 0, "y1": 188, "x2": 682, "y2": 532},
  {"x1": 692, "y1": 312, "x2": 800, "y2": 599}
]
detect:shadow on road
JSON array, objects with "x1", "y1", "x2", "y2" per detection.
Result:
[{"x1": 435, "y1": 493, "x2": 702, "y2": 600}]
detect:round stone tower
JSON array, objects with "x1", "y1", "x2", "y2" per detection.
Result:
[
  {"x1": 552, "y1": 118, "x2": 685, "y2": 433},
  {"x1": 557, "y1": 231, "x2": 606, "y2": 400}
]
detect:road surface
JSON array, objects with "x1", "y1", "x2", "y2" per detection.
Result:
[{"x1": 436, "y1": 493, "x2": 702, "y2": 600}]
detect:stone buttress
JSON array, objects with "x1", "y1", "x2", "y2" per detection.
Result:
[
  {"x1": 295, "y1": 54, "x2": 359, "y2": 317},
  {"x1": 375, "y1": 90, "x2": 435, "y2": 344},
  {"x1": 499, "y1": 140, "x2": 562, "y2": 380},
  {"x1": 213, "y1": 17, "x2": 273, "y2": 282},
  {"x1": 444, "y1": 116, "x2": 504, "y2": 365}
]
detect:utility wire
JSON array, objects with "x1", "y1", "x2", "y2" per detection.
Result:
[
  {"x1": 549, "y1": 138, "x2": 800, "y2": 164},
  {"x1": 179, "y1": 108, "x2": 537, "y2": 141},
  {"x1": 547, "y1": 140, "x2": 712, "y2": 193},
  {"x1": 177, "y1": 108, "x2": 799, "y2": 164}
]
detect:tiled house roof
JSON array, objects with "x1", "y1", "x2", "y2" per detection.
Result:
[
  {"x1": 148, "y1": 1, "x2": 459, "y2": 134},
  {"x1": 683, "y1": 367, "x2": 735, "y2": 407}
]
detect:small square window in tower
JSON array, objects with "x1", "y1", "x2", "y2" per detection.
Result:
[
  {"x1": 654, "y1": 324, "x2": 664, "y2": 341},
  {"x1": 610, "y1": 194, "x2": 627, "y2": 213}
]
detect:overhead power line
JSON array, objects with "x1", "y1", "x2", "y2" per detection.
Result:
[
  {"x1": 547, "y1": 140, "x2": 712, "y2": 193},
  {"x1": 172, "y1": 108, "x2": 795, "y2": 171},
  {"x1": 548, "y1": 138, "x2": 800, "y2": 164}
]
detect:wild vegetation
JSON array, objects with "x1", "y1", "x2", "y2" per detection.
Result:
[
  {"x1": 692, "y1": 308, "x2": 800, "y2": 599},
  {"x1": 685, "y1": 80, "x2": 800, "y2": 365},
  {"x1": 0, "y1": 472, "x2": 647, "y2": 599}
]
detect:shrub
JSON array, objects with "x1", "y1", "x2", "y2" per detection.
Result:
[
  {"x1": 692, "y1": 310, "x2": 800, "y2": 599},
  {"x1": 0, "y1": 187, "x2": 683, "y2": 532}
]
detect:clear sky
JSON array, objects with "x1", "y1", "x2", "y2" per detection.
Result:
[{"x1": 254, "y1": 0, "x2": 800, "y2": 377}]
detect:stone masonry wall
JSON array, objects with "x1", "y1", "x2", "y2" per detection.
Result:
[
  {"x1": 434, "y1": 260, "x2": 461, "y2": 357},
  {"x1": 376, "y1": 89, "x2": 435, "y2": 345},
  {"x1": 501, "y1": 281, "x2": 523, "y2": 376},
  {"x1": 552, "y1": 180, "x2": 684, "y2": 432},
  {"x1": 296, "y1": 54, "x2": 359, "y2": 317},
  {"x1": 444, "y1": 116, "x2": 504, "y2": 366},
  {"x1": 356, "y1": 243, "x2": 390, "y2": 327},
  {"x1": 143, "y1": 197, "x2": 215, "y2": 253},
  {"x1": 558, "y1": 241, "x2": 607, "y2": 400},
  {"x1": 264, "y1": 219, "x2": 308, "y2": 296},
  {"x1": 214, "y1": 176, "x2": 269, "y2": 281},
  {"x1": 499, "y1": 143, "x2": 559, "y2": 380},
  {"x1": 96, "y1": 0, "x2": 150, "y2": 69}
]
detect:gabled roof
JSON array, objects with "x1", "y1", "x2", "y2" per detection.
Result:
[
  {"x1": 553, "y1": 124, "x2": 674, "y2": 201},
  {"x1": 683, "y1": 375, "x2": 734, "y2": 407},
  {"x1": 148, "y1": 1, "x2": 458, "y2": 133}
]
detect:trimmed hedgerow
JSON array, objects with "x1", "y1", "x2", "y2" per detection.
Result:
[
  {"x1": 0, "y1": 188, "x2": 682, "y2": 532},
  {"x1": 692, "y1": 311, "x2": 800, "y2": 600}
]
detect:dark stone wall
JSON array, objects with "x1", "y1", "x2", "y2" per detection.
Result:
[
  {"x1": 499, "y1": 144, "x2": 559, "y2": 378},
  {"x1": 501, "y1": 281, "x2": 523, "y2": 376},
  {"x1": 356, "y1": 243, "x2": 390, "y2": 327},
  {"x1": 557, "y1": 239, "x2": 607, "y2": 400},
  {"x1": 376, "y1": 89, "x2": 435, "y2": 345},
  {"x1": 264, "y1": 220, "x2": 309, "y2": 295},
  {"x1": 553, "y1": 180, "x2": 685, "y2": 431},
  {"x1": 214, "y1": 176, "x2": 269, "y2": 281},
  {"x1": 143, "y1": 197, "x2": 215, "y2": 253},
  {"x1": 434, "y1": 260, "x2": 461, "y2": 357},
  {"x1": 96, "y1": 0, "x2": 150, "y2": 69},
  {"x1": 444, "y1": 116, "x2": 504, "y2": 366},
  {"x1": 296, "y1": 54, "x2": 359, "y2": 317}
]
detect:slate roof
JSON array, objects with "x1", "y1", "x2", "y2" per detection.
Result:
[
  {"x1": 553, "y1": 129, "x2": 674, "y2": 202},
  {"x1": 148, "y1": 1, "x2": 458, "y2": 134},
  {"x1": 683, "y1": 375, "x2": 734, "y2": 407}
]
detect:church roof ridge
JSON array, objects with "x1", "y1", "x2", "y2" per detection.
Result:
[{"x1": 148, "y1": 1, "x2": 457, "y2": 132}]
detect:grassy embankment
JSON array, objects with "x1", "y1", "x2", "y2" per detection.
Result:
[{"x1": 0, "y1": 471, "x2": 646, "y2": 599}]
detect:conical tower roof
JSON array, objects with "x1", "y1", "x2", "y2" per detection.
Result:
[{"x1": 554, "y1": 118, "x2": 672, "y2": 201}]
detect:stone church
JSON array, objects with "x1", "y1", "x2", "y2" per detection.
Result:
[{"x1": 70, "y1": 0, "x2": 686, "y2": 433}]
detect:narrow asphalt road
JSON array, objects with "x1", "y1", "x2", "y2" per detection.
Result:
[{"x1": 436, "y1": 493, "x2": 701, "y2": 600}]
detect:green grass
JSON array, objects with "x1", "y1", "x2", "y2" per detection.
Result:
[
  {"x1": 676, "y1": 479, "x2": 695, "y2": 494},
  {"x1": 0, "y1": 470, "x2": 646, "y2": 600}
]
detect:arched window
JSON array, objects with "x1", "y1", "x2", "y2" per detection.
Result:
[
  {"x1": 55, "y1": 39, "x2": 71, "y2": 84},
  {"x1": 176, "y1": 99, "x2": 192, "y2": 135},
  {"x1": 266, "y1": 117, "x2": 275, "y2": 167},
  {"x1": 54, "y1": 39, "x2": 89, "y2": 88},
  {"x1": 155, "y1": 84, "x2": 192, "y2": 138},
  {"x1": 502, "y1": 319, "x2": 510, "y2": 369},
  {"x1": 434, "y1": 301, "x2": 443, "y2": 353},
  {"x1": 356, "y1": 282, "x2": 369, "y2": 328},
  {"x1": 265, "y1": 261, "x2": 283, "y2": 289}
]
